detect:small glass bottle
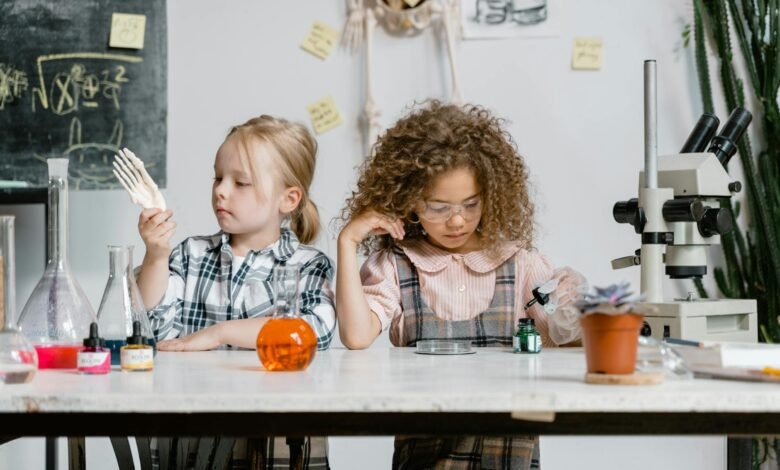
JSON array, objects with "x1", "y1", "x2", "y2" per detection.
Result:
[
  {"x1": 120, "y1": 321, "x2": 153, "y2": 372},
  {"x1": 97, "y1": 245, "x2": 156, "y2": 365},
  {"x1": 513, "y1": 318, "x2": 541, "y2": 354},
  {"x1": 77, "y1": 323, "x2": 110, "y2": 375},
  {"x1": 18, "y1": 158, "x2": 96, "y2": 369},
  {"x1": 255, "y1": 265, "x2": 317, "y2": 371}
]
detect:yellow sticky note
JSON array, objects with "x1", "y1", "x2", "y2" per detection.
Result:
[
  {"x1": 307, "y1": 97, "x2": 343, "y2": 135},
  {"x1": 572, "y1": 37, "x2": 603, "y2": 70},
  {"x1": 109, "y1": 13, "x2": 146, "y2": 50},
  {"x1": 300, "y1": 21, "x2": 340, "y2": 60}
]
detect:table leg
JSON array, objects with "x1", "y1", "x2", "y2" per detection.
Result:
[
  {"x1": 727, "y1": 437, "x2": 752, "y2": 470},
  {"x1": 157, "y1": 437, "x2": 171, "y2": 470},
  {"x1": 67, "y1": 437, "x2": 85, "y2": 470},
  {"x1": 286, "y1": 437, "x2": 304, "y2": 470},
  {"x1": 211, "y1": 437, "x2": 234, "y2": 470},
  {"x1": 109, "y1": 437, "x2": 134, "y2": 470},
  {"x1": 193, "y1": 437, "x2": 213, "y2": 470},
  {"x1": 136, "y1": 437, "x2": 152, "y2": 470},
  {"x1": 46, "y1": 437, "x2": 57, "y2": 470}
]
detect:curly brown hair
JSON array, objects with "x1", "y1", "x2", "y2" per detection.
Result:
[{"x1": 340, "y1": 100, "x2": 535, "y2": 256}]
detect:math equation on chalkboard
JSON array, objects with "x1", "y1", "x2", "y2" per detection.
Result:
[{"x1": 0, "y1": 0, "x2": 167, "y2": 190}]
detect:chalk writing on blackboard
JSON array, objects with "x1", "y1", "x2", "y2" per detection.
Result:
[
  {"x1": 0, "y1": 0, "x2": 167, "y2": 191},
  {"x1": 30, "y1": 52, "x2": 142, "y2": 114}
]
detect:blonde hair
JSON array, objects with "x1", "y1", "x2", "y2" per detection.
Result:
[{"x1": 227, "y1": 115, "x2": 321, "y2": 244}]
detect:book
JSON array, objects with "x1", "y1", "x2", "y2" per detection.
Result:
[{"x1": 672, "y1": 341, "x2": 780, "y2": 369}]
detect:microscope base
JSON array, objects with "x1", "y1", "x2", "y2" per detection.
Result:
[{"x1": 640, "y1": 298, "x2": 757, "y2": 343}]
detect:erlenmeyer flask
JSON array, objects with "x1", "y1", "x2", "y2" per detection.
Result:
[
  {"x1": 97, "y1": 245, "x2": 156, "y2": 365},
  {"x1": 255, "y1": 265, "x2": 317, "y2": 371},
  {"x1": 17, "y1": 158, "x2": 96, "y2": 369},
  {"x1": 0, "y1": 216, "x2": 38, "y2": 384}
]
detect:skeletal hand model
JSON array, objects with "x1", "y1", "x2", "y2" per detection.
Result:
[
  {"x1": 113, "y1": 148, "x2": 167, "y2": 211},
  {"x1": 343, "y1": 0, "x2": 463, "y2": 154}
]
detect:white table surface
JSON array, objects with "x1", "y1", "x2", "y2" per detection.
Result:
[{"x1": 1, "y1": 347, "x2": 779, "y2": 415}]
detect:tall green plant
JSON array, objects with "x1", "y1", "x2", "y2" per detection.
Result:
[{"x1": 691, "y1": 0, "x2": 780, "y2": 343}]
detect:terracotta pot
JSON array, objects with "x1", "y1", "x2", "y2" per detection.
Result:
[{"x1": 580, "y1": 313, "x2": 644, "y2": 375}]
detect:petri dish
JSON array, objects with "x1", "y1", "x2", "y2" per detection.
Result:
[{"x1": 415, "y1": 340, "x2": 475, "y2": 355}]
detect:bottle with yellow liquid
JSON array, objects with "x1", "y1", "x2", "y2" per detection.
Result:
[{"x1": 255, "y1": 265, "x2": 316, "y2": 371}]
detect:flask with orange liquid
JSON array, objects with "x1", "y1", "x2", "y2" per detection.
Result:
[{"x1": 255, "y1": 265, "x2": 317, "y2": 371}]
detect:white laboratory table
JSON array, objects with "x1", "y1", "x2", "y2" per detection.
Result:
[{"x1": 1, "y1": 347, "x2": 779, "y2": 438}]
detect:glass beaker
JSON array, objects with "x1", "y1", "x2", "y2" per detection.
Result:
[
  {"x1": 255, "y1": 265, "x2": 317, "y2": 371},
  {"x1": 17, "y1": 158, "x2": 96, "y2": 369},
  {"x1": 0, "y1": 216, "x2": 38, "y2": 384},
  {"x1": 97, "y1": 245, "x2": 156, "y2": 365}
]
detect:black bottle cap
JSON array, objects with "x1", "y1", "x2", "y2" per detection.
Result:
[
  {"x1": 83, "y1": 322, "x2": 103, "y2": 348},
  {"x1": 517, "y1": 318, "x2": 535, "y2": 327},
  {"x1": 126, "y1": 320, "x2": 146, "y2": 345}
]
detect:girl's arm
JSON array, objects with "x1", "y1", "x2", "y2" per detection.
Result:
[
  {"x1": 298, "y1": 253, "x2": 337, "y2": 350},
  {"x1": 136, "y1": 208, "x2": 176, "y2": 308},
  {"x1": 337, "y1": 211, "x2": 405, "y2": 349},
  {"x1": 158, "y1": 318, "x2": 269, "y2": 351}
]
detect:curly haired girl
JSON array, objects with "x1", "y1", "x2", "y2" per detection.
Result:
[{"x1": 336, "y1": 100, "x2": 586, "y2": 470}]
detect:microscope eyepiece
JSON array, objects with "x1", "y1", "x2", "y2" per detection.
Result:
[
  {"x1": 707, "y1": 107, "x2": 752, "y2": 167},
  {"x1": 680, "y1": 113, "x2": 720, "y2": 153}
]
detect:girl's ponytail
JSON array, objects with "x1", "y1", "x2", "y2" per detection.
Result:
[{"x1": 291, "y1": 198, "x2": 320, "y2": 245}]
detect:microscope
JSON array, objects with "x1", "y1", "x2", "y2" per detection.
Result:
[{"x1": 611, "y1": 60, "x2": 757, "y2": 343}]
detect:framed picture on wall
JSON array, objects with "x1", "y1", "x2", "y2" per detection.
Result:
[{"x1": 460, "y1": 0, "x2": 560, "y2": 39}]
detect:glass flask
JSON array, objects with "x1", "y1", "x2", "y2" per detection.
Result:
[
  {"x1": 255, "y1": 265, "x2": 317, "y2": 371},
  {"x1": 0, "y1": 216, "x2": 38, "y2": 384},
  {"x1": 97, "y1": 245, "x2": 156, "y2": 365},
  {"x1": 17, "y1": 158, "x2": 96, "y2": 369}
]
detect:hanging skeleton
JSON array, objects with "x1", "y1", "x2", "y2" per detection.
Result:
[{"x1": 342, "y1": 0, "x2": 463, "y2": 154}]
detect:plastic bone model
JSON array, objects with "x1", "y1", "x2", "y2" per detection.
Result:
[
  {"x1": 112, "y1": 148, "x2": 167, "y2": 211},
  {"x1": 343, "y1": 0, "x2": 463, "y2": 153}
]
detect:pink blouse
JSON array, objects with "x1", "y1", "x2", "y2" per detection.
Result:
[{"x1": 360, "y1": 239, "x2": 578, "y2": 347}]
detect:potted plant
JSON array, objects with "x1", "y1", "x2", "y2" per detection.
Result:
[{"x1": 577, "y1": 283, "x2": 650, "y2": 375}]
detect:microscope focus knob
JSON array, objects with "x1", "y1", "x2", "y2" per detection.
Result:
[
  {"x1": 698, "y1": 207, "x2": 734, "y2": 237},
  {"x1": 728, "y1": 181, "x2": 742, "y2": 193},
  {"x1": 662, "y1": 199, "x2": 706, "y2": 222}
]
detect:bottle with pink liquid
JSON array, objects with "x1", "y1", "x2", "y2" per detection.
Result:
[{"x1": 17, "y1": 158, "x2": 96, "y2": 369}]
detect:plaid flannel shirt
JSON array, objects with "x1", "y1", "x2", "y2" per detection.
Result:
[{"x1": 146, "y1": 228, "x2": 335, "y2": 349}]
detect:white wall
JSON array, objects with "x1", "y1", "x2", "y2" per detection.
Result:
[{"x1": 2, "y1": 0, "x2": 733, "y2": 468}]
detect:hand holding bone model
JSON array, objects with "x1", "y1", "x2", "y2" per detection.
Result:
[{"x1": 112, "y1": 148, "x2": 167, "y2": 211}]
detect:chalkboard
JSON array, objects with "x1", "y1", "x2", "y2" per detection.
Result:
[{"x1": 0, "y1": 0, "x2": 167, "y2": 190}]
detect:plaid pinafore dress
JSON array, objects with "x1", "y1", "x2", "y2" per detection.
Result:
[{"x1": 390, "y1": 247, "x2": 541, "y2": 470}]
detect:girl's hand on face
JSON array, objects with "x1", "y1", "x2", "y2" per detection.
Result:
[
  {"x1": 157, "y1": 324, "x2": 224, "y2": 351},
  {"x1": 339, "y1": 210, "x2": 405, "y2": 246},
  {"x1": 138, "y1": 208, "x2": 176, "y2": 261}
]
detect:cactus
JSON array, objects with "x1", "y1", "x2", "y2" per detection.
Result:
[
  {"x1": 691, "y1": 0, "x2": 780, "y2": 344},
  {"x1": 691, "y1": 3, "x2": 780, "y2": 465}
]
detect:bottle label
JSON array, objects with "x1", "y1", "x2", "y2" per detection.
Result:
[
  {"x1": 526, "y1": 334, "x2": 541, "y2": 353},
  {"x1": 513, "y1": 333, "x2": 542, "y2": 353},
  {"x1": 121, "y1": 348, "x2": 154, "y2": 370},
  {"x1": 77, "y1": 351, "x2": 110, "y2": 373}
]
